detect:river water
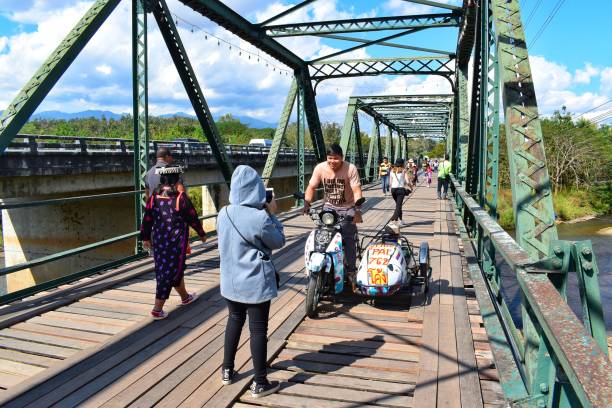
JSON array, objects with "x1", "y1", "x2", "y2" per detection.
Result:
[{"x1": 500, "y1": 216, "x2": 612, "y2": 334}]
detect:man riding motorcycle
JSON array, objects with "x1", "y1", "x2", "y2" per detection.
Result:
[{"x1": 303, "y1": 143, "x2": 363, "y2": 289}]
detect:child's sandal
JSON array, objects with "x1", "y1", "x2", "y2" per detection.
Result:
[{"x1": 151, "y1": 309, "x2": 167, "y2": 320}]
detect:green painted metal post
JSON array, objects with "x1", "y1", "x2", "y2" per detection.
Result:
[
  {"x1": 339, "y1": 99, "x2": 357, "y2": 156},
  {"x1": 457, "y1": 64, "x2": 469, "y2": 185},
  {"x1": 152, "y1": 0, "x2": 233, "y2": 185},
  {"x1": 571, "y1": 241, "x2": 607, "y2": 353},
  {"x1": 491, "y1": 0, "x2": 559, "y2": 398},
  {"x1": 262, "y1": 79, "x2": 297, "y2": 185},
  {"x1": 297, "y1": 69, "x2": 326, "y2": 162},
  {"x1": 0, "y1": 0, "x2": 121, "y2": 152},
  {"x1": 365, "y1": 133, "x2": 375, "y2": 182},
  {"x1": 385, "y1": 125, "x2": 392, "y2": 161},
  {"x1": 132, "y1": 0, "x2": 149, "y2": 253},
  {"x1": 296, "y1": 83, "x2": 306, "y2": 206},
  {"x1": 353, "y1": 114, "x2": 366, "y2": 179}
]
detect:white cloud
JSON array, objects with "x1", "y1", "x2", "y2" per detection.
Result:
[
  {"x1": 95, "y1": 64, "x2": 112, "y2": 75},
  {"x1": 599, "y1": 67, "x2": 612, "y2": 95},
  {"x1": 574, "y1": 63, "x2": 599, "y2": 85},
  {"x1": 528, "y1": 55, "x2": 612, "y2": 118}
]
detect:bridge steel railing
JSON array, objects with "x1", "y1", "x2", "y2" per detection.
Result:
[
  {"x1": 0, "y1": 173, "x2": 323, "y2": 305},
  {"x1": 450, "y1": 176, "x2": 610, "y2": 408},
  {"x1": 3, "y1": 134, "x2": 316, "y2": 158}
]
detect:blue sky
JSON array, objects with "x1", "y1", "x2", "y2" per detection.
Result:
[{"x1": 0, "y1": 0, "x2": 610, "y2": 126}]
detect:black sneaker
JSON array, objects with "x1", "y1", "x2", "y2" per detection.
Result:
[
  {"x1": 249, "y1": 380, "x2": 280, "y2": 398},
  {"x1": 221, "y1": 368, "x2": 234, "y2": 385}
]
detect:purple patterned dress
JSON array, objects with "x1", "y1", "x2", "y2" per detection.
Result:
[{"x1": 140, "y1": 191, "x2": 206, "y2": 300}]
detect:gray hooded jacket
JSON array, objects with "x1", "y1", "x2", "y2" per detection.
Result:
[{"x1": 218, "y1": 165, "x2": 286, "y2": 304}]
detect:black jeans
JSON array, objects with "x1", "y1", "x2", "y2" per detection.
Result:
[
  {"x1": 223, "y1": 299, "x2": 271, "y2": 384},
  {"x1": 437, "y1": 177, "x2": 449, "y2": 198},
  {"x1": 391, "y1": 188, "x2": 406, "y2": 221}
]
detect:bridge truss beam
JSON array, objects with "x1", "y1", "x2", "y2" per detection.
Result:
[
  {"x1": 152, "y1": 0, "x2": 233, "y2": 184},
  {"x1": 310, "y1": 56, "x2": 455, "y2": 81},
  {"x1": 0, "y1": 0, "x2": 121, "y2": 153},
  {"x1": 265, "y1": 13, "x2": 461, "y2": 37}
]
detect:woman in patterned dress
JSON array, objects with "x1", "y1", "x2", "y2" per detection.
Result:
[{"x1": 140, "y1": 165, "x2": 207, "y2": 319}]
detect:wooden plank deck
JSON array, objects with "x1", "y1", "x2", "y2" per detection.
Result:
[{"x1": 0, "y1": 179, "x2": 505, "y2": 407}]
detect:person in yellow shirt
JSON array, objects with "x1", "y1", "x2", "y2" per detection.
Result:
[
  {"x1": 378, "y1": 157, "x2": 391, "y2": 195},
  {"x1": 437, "y1": 154, "x2": 452, "y2": 199}
]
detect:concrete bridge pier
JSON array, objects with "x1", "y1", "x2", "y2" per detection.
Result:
[
  {"x1": 199, "y1": 174, "x2": 305, "y2": 233},
  {"x1": 1, "y1": 191, "x2": 136, "y2": 294}
]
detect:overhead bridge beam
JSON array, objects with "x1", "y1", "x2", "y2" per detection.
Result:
[
  {"x1": 309, "y1": 56, "x2": 455, "y2": 80},
  {"x1": 265, "y1": 13, "x2": 461, "y2": 37}
]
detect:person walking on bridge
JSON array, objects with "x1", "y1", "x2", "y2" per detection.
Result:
[
  {"x1": 378, "y1": 156, "x2": 391, "y2": 195},
  {"x1": 437, "y1": 154, "x2": 452, "y2": 200},
  {"x1": 389, "y1": 158, "x2": 411, "y2": 227},
  {"x1": 139, "y1": 165, "x2": 207, "y2": 320},
  {"x1": 145, "y1": 147, "x2": 185, "y2": 199},
  {"x1": 218, "y1": 165, "x2": 286, "y2": 398}
]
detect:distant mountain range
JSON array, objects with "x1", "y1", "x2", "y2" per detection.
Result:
[{"x1": 17, "y1": 110, "x2": 277, "y2": 129}]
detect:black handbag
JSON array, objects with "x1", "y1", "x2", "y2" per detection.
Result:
[{"x1": 224, "y1": 207, "x2": 280, "y2": 289}]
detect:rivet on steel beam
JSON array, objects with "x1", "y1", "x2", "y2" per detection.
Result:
[
  {"x1": 553, "y1": 246, "x2": 563, "y2": 256},
  {"x1": 539, "y1": 383, "x2": 549, "y2": 394},
  {"x1": 581, "y1": 261, "x2": 592, "y2": 270},
  {"x1": 581, "y1": 247, "x2": 591, "y2": 256},
  {"x1": 552, "y1": 259, "x2": 562, "y2": 269}
]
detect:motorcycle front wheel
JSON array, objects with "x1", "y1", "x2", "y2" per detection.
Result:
[{"x1": 305, "y1": 271, "x2": 323, "y2": 318}]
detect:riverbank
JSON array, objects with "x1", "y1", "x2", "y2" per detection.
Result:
[{"x1": 497, "y1": 186, "x2": 611, "y2": 230}]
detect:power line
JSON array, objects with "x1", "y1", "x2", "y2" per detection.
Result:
[
  {"x1": 524, "y1": 0, "x2": 543, "y2": 28},
  {"x1": 574, "y1": 99, "x2": 612, "y2": 118},
  {"x1": 590, "y1": 108, "x2": 612, "y2": 123},
  {"x1": 530, "y1": 0, "x2": 566, "y2": 47}
]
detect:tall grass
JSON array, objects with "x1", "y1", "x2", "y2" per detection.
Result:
[{"x1": 496, "y1": 184, "x2": 611, "y2": 230}]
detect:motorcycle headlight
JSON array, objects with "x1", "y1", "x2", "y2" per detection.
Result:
[{"x1": 321, "y1": 212, "x2": 336, "y2": 226}]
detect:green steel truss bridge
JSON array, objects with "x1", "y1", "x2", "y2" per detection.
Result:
[{"x1": 0, "y1": 1, "x2": 609, "y2": 407}]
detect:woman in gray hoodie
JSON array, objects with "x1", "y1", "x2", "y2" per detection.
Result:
[{"x1": 217, "y1": 165, "x2": 285, "y2": 398}]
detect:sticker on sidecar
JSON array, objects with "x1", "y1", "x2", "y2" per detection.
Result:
[{"x1": 358, "y1": 243, "x2": 403, "y2": 287}]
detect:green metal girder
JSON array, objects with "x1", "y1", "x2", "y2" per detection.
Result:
[
  {"x1": 352, "y1": 94, "x2": 454, "y2": 103},
  {"x1": 311, "y1": 27, "x2": 431, "y2": 63},
  {"x1": 258, "y1": 0, "x2": 317, "y2": 27},
  {"x1": 0, "y1": 0, "x2": 121, "y2": 153},
  {"x1": 491, "y1": 0, "x2": 557, "y2": 260},
  {"x1": 132, "y1": 0, "x2": 149, "y2": 252},
  {"x1": 353, "y1": 114, "x2": 365, "y2": 178},
  {"x1": 317, "y1": 33, "x2": 454, "y2": 56},
  {"x1": 296, "y1": 69, "x2": 326, "y2": 162},
  {"x1": 297, "y1": 84, "x2": 306, "y2": 205},
  {"x1": 339, "y1": 100, "x2": 358, "y2": 155},
  {"x1": 456, "y1": 0, "x2": 477, "y2": 65},
  {"x1": 484, "y1": 8, "x2": 500, "y2": 219},
  {"x1": 365, "y1": 128, "x2": 375, "y2": 181},
  {"x1": 152, "y1": 0, "x2": 233, "y2": 184},
  {"x1": 569, "y1": 241, "x2": 607, "y2": 353},
  {"x1": 265, "y1": 13, "x2": 460, "y2": 37},
  {"x1": 465, "y1": 0, "x2": 484, "y2": 197},
  {"x1": 309, "y1": 56, "x2": 454, "y2": 80},
  {"x1": 262, "y1": 79, "x2": 298, "y2": 185},
  {"x1": 385, "y1": 125, "x2": 393, "y2": 159},
  {"x1": 456, "y1": 64, "x2": 469, "y2": 183},
  {"x1": 409, "y1": 0, "x2": 462, "y2": 11}
]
